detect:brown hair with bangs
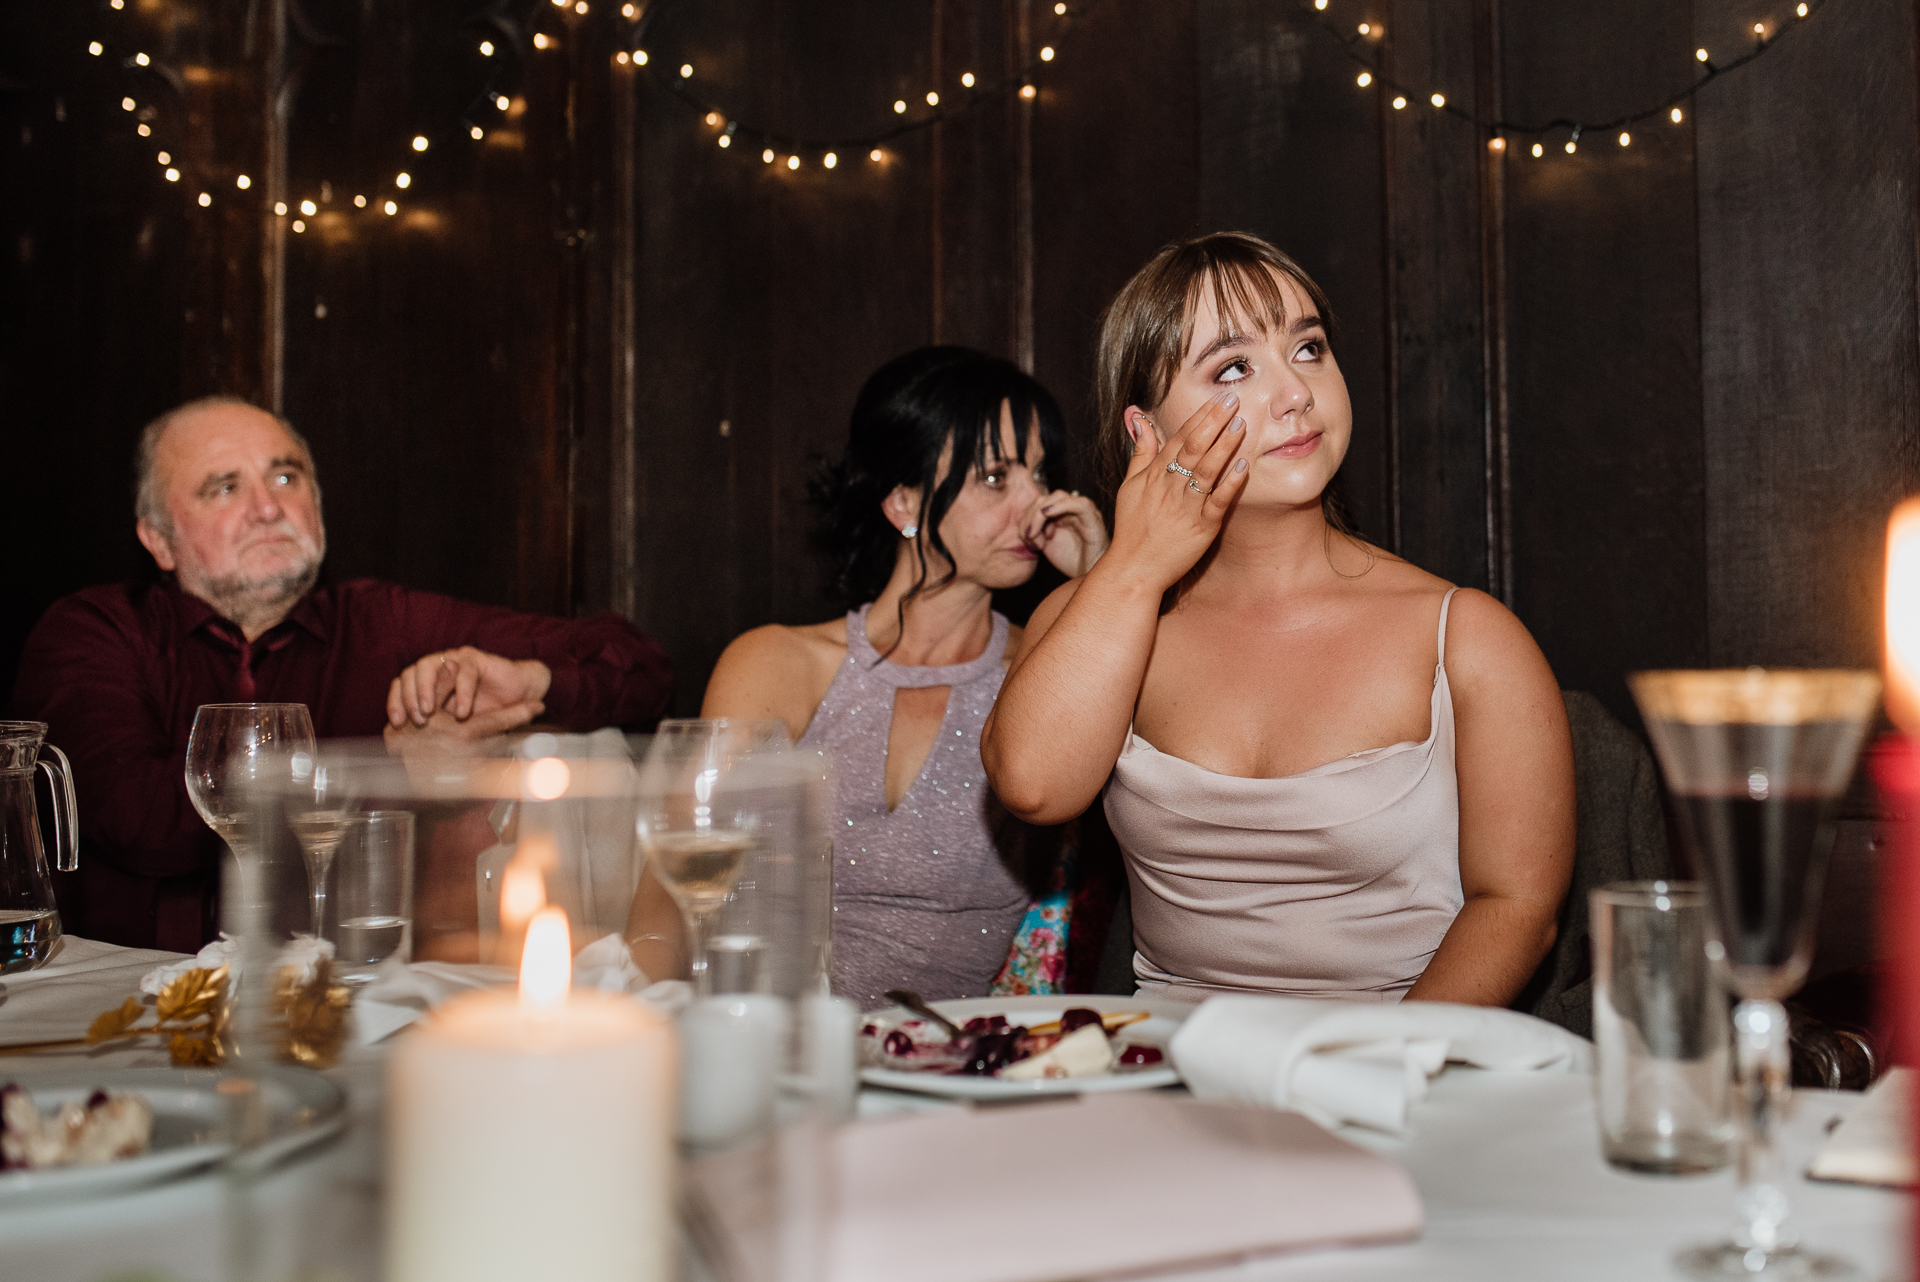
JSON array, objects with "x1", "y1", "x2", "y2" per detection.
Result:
[{"x1": 1092, "y1": 231, "x2": 1339, "y2": 508}]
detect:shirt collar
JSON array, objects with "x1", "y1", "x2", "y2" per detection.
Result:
[{"x1": 166, "y1": 578, "x2": 330, "y2": 648}]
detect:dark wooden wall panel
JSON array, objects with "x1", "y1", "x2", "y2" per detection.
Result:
[
  {"x1": 1696, "y1": 0, "x2": 1920, "y2": 668},
  {"x1": 1195, "y1": 0, "x2": 1390, "y2": 546},
  {"x1": 1501, "y1": 0, "x2": 1709, "y2": 725}
]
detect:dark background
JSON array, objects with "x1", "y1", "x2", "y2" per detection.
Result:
[{"x1": 3, "y1": 0, "x2": 1915, "y2": 737}]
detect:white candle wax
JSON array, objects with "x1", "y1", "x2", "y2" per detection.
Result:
[{"x1": 387, "y1": 987, "x2": 678, "y2": 1282}]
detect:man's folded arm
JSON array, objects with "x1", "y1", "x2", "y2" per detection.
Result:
[{"x1": 9, "y1": 597, "x2": 215, "y2": 881}]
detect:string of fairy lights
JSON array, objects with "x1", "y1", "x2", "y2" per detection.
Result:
[{"x1": 82, "y1": 0, "x2": 1835, "y2": 220}]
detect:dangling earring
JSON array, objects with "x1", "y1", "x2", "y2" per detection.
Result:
[{"x1": 901, "y1": 524, "x2": 918, "y2": 539}]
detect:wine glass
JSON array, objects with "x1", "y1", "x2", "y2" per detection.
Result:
[
  {"x1": 637, "y1": 721, "x2": 788, "y2": 994},
  {"x1": 1629, "y1": 668, "x2": 1880, "y2": 1279}
]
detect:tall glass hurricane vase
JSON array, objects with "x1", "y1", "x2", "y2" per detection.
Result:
[{"x1": 1629, "y1": 669, "x2": 1880, "y2": 1280}]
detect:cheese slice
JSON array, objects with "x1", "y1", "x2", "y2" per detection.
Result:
[{"x1": 997, "y1": 1024, "x2": 1116, "y2": 1081}]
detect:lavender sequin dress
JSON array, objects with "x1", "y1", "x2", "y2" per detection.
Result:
[{"x1": 800, "y1": 604, "x2": 1031, "y2": 1010}]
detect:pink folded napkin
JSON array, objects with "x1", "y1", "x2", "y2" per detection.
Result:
[{"x1": 690, "y1": 1091, "x2": 1422, "y2": 1282}]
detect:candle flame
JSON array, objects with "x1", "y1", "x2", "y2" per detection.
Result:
[
  {"x1": 1889, "y1": 499, "x2": 1920, "y2": 734},
  {"x1": 519, "y1": 907, "x2": 571, "y2": 1009},
  {"x1": 499, "y1": 857, "x2": 547, "y2": 929}
]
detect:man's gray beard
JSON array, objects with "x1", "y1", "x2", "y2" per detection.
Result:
[{"x1": 196, "y1": 550, "x2": 324, "y2": 632}]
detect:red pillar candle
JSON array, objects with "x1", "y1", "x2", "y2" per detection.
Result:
[{"x1": 1879, "y1": 496, "x2": 1920, "y2": 1272}]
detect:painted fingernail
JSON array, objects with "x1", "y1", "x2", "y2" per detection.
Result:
[
  {"x1": 1228, "y1": 415, "x2": 1245, "y2": 433},
  {"x1": 1234, "y1": 458, "x2": 1248, "y2": 473},
  {"x1": 1220, "y1": 391, "x2": 1239, "y2": 410}
]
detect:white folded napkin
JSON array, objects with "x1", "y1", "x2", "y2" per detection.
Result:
[
  {"x1": 1809, "y1": 1067, "x2": 1912, "y2": 1187},
  {"x1": 138, "y1": 933, "x2": 333, "y2": 995},
  {"x1": 1170, "y1": 995, "x2": 1592, "y2": 1133}
]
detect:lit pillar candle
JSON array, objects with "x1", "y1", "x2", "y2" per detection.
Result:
[
  {"x1": 387, "y1": 907, "x2": 678, "y2": 1282},
  {"x1": 1876, "y1": 497, "x2": 1920, "y2": 1277}
]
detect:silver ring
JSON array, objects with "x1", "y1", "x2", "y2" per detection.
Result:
[
  {"x1": 1186, "y1": 478, "x2": 1209, "y2": 495},
  {"x1": 1165, "y1": 461, "x2": 1196, "y2": 478}
]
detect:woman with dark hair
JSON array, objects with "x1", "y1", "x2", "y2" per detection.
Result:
[
  {"x1": 700, "y1": 346, "x2": 1107, "y2": 1008},
  {"x1": 982, "y1": 232, "x2": 1574, "y2": 1008}
]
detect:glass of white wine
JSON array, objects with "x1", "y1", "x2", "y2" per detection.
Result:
[{"x1": 637, "y1": 722, "x2": 788, "y2": 995}]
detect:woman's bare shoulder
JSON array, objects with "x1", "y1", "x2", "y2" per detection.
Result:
[{"x1": 701, "y1": 619, "x2": 849, "y2": 731}]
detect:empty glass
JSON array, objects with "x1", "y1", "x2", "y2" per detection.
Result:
[{"x1": 1591, "y1": 881, "x2": 1731, "y2": 1175}]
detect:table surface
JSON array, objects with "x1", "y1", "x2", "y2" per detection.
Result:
[{"x1": 0, "y1": 938, "x2": 1906, "y2": 1282}]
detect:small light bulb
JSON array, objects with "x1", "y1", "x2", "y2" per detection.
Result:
[
  {"x1": 274, "y1": 201, "x2": 288, "y2": 215},
  {"x1": 622, "y1": 2, "x2": 636, "y2": 15},
  {"x1": 88, "y1": 42, "x2": 103, "y2": 55},
  {"x1": 197, "y1": 192, "x2": 211, "y2": 207},
  {"x1": 1430, "y1": 93, "x2": 1445, "y2": 108},
  {"x1": 869, "y1": 148, "x2": 883, "y2": 161},
  {"x1": 962, "y1": 72, "x2": 975, "y2": 87},
  {"x1": 615, "y1": 51, "x2": 629, "y2": 64},
  {"x1": 717, "y1": 134, "x2": 730, "y2": 148},
  {"x1": 156, "y1": 151, "x2": 170, "y2": 164},
  {"x1": 496, "y1": 94, "x2": 510, "y2": 110},
  {"x1": 395, "y1": 172, "x2": 412, "y2": 188},
  {"x1": 1357, "y1": 71, "x2": 1372, "y2": 87},
  {"x1": 383, "y1": 199, "x2": 397, "y2": 215},
  {"x1": 635, "y1": 50, "x2": 648, "y2": 64},
  {"x1": 533, "y1": 33, "x2": 550, "y2": 49},
  {"x1": 164, "y1": 167, "x2": 179, "y2": 182},
  {"x1": 927, "y1": 91, "x2": 939, "y2": 105},
  {"x1": 1796, "y1": 2, "x2": 1808, "y2": 14},
  {"x1": 237, "y1": 174, "x2": 251, "y2": 189},
  {"x1": 109, "y1": 0, "x2": 123, "y2": 9},
  {"x1": 121, "y1": 97, "x2": 135, "y2": 112},
  {"x1": 134, "y1": 52, "x2": 149, "y2": 66},
  {"x1": 300, "y1": 199, "x2": 317, "y2": 215},
  {"x1": 787, "y1": 154, "x2": 799, "y2": 169},
  {"x1": 1531, "y1": 142, "x2": 1544, "y2": 157},
  {"x1": 480, "y1": 41, "x2": 494, "y2": 55},
  {"x1": 1618, "y1": 131, "x2": 1631, "y2": 146},
  {"x1": 1565, "y1": 139, "x2": 1576, "y2": 153},
  {"x1": 824, "y1": 151, "x2": 837, "y2": 168},
  {"x1": 1040, "y1": 46, "x2": 1055, "y2": 60},
  {"x1": 411, "y1": 135, "x2": 428, "y2": 151},
  {"x1": 1358, "y1": 22, "x2": 1370, "y2": 35},
  {"x1": 291, "y1": 219, "x2": 304, "y2": 232},
  {"x1": 1315, "y1": 0, "x2": 1327, "y2": 8},
  {"x1": 1055, "y1": 1, "x2": 1066, "y2": 11},
  {"x1": 1753, "y1": 22, "x2": 1764, "y2": 34},
  {"x1": 136, "y1": 123, "x2": 150, "y2": 136},
  {"x1": 679, "y1": 63, "x2": 693, "y2": 78},
  {"x1": 894, "y1": 99, "x2": 907, "y2": 113},
  {"x1": 576, "y1": 1, "x2": 589, "y2": 13},
  {"x1": 1695, "y1": 46, "x2": 1708, "y2": 61},
  {"x1": 1670, "y1": 107, "x2": 1683, "y2": 123},
  {"x1": 470, "y1": 125, "x2": 483, "y2": 139},
  {"x1": 1020, "y1": 83, "x2": 1036, "y2": 99},
  {"x1": 705, "y1": 112, "x2": 720, "y2": 126},
  {"x1": 1488, "y1": 136, "x2": 1505, "y2": 150},
  {"x1": 762, "y1": 148, "x2": 774, "y2": 163},
  {"x1": 1391, "y1": 95, "x2": 1406, "y2": 109},
  {"x1": 354, "y1": 194, "x2": 366, "y2": 207}
]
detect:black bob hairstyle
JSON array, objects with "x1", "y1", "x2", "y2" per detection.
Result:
[{"x1": 810, "y1": 346, "x2": 1069, "y2": 613}]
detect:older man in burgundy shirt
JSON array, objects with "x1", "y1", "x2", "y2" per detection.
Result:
[{"x1": 10, "y1": 397, "x2": 671, "y2": 952}]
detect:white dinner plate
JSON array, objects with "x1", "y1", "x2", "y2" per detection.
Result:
[
  {"x1": 0, "y1": 1065, "x2": 347, "y2": 1202},
  {"x1": 858, "y1": 994, "x2": 1191, "y2": 1100}
]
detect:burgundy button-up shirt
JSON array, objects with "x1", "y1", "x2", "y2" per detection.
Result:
[{"x1": 10, "y1": 578, "x2": 672, "y2": 952}]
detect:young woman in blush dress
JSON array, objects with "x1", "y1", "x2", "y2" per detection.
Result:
[
  {"x1": 694, "y1": 347, "x2": 1108, "y2": 1009},
  {"x1": 981, "y1": 233, "x2": 1574, "y2": 1006}
]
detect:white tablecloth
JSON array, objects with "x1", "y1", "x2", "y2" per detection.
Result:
[{"x1": 0, "y1": 939, "x2": 1906, "y2": 1281}]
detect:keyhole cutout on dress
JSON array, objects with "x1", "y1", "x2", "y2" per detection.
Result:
[{"x1": 885, "y1": 685, "x2": 951, "y2": 812}]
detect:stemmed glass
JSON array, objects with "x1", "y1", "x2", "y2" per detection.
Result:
[
  {"x1": 636, "y1": 720, "x2": 788, "y2": 994},
  {"x1": 1630, "y1": 668, "x2": 1880, "y2": 1280}
]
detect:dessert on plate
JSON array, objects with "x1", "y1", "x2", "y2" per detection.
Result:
[
  {"x1": 0, "y1": 1083, "x2": 155, "y2": 1170},
  {"x1": 860, "y1": 1006, "x2": 1167, "y2": 1081}
]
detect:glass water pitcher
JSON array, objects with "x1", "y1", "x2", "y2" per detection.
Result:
[{"x1": 0, "y1": 721, "x2": 78, "y2": 972}]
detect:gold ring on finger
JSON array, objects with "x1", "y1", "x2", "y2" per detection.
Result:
[{"x1": 1166, "y1": 461, "x2": 1196, "y2": 478}]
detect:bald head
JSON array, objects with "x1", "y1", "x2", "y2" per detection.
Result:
[{"x1": 133, "y1": 397, "x2": 328, "y2": 638}]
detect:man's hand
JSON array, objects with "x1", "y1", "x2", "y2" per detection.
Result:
[
  {"x1": 383, "y1": 701, "x2": 544, "y2": 748},
  {"x1": 387, "y1": 646, "x2": 553, "y2": 729}
]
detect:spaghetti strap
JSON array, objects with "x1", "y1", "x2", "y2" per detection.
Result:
[{"x1": 1435, "y1": 587, "x2": 1461, "y2": 668}]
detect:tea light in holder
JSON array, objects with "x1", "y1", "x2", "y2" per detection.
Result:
[{"x1": 387, "y1": 907, "x2": 678, "y2": 1282}]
